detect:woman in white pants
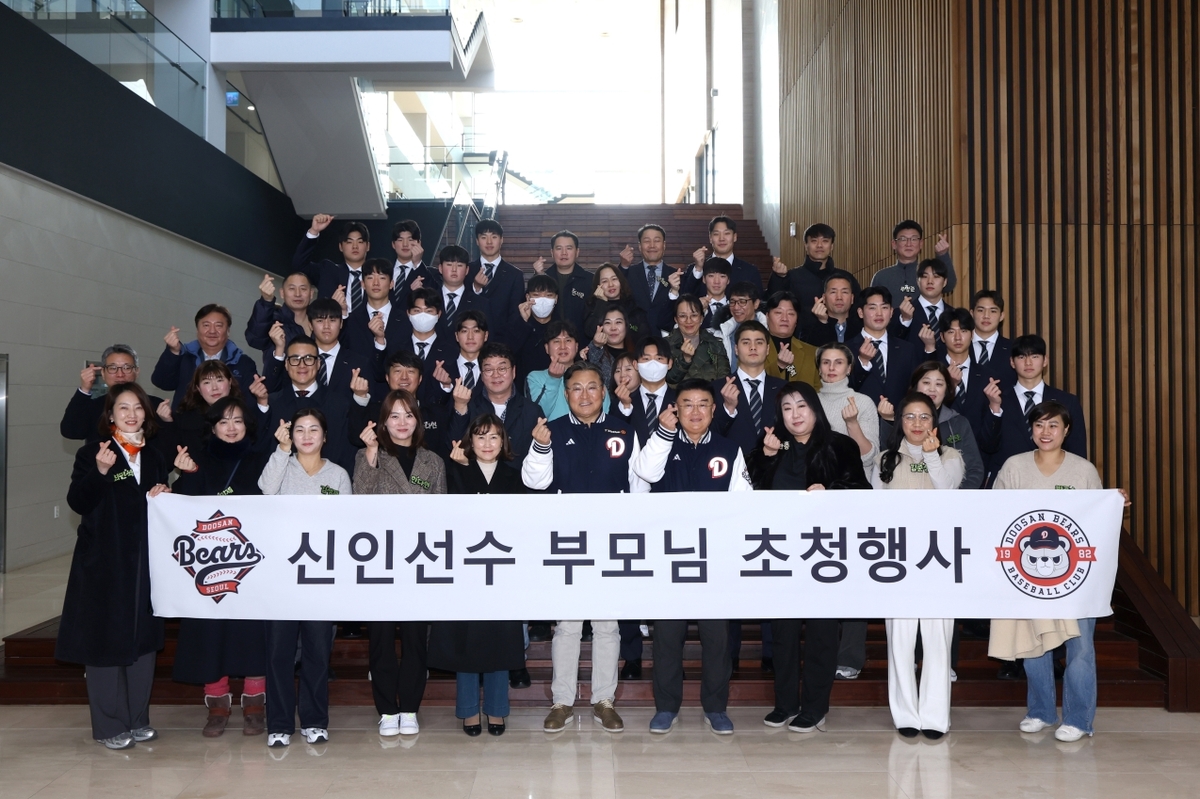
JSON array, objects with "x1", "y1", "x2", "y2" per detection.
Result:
[{"x1": 871, "y1": 392, "x2": 964, "y2": 740}]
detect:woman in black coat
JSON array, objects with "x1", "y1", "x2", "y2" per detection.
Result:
[
  {"x1": 745, "y1": 381, "x2": 870, "y2": 734},
  {"x1": 155, "y1": 360, "x2": 255, "y2": 456},
  {"x1": 170, "y1": 396, "x2": 270, "y2": 738},
  {"x1": 429, "y1": 414, "x2": 527, "y2": 736},
  {"x1": 58, "y1": 383, "x2": 171, "y2": 750}
]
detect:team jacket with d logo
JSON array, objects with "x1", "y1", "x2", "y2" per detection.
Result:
[
  {"x1": 521, "y1": 413, "x2": 648, "y2": 493},
  {"x1": 631, "y1": 426, "x2": 753, "y2": 492}
]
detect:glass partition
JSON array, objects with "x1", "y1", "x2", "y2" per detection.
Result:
[
  {"x1": 3, "y1": 0, "x2": 206, "y2": 138},
  {"x1": 213, "y1": 0, "x2": 448, "y2": 17}
]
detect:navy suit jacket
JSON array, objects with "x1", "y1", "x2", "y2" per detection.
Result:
[
  {"x1": 614, "y1": 385, "x2": 678, "y2": 446},
  {"x1": 682, "y1": 255, "x2": 764, "y2": 295},
  {"x1": 971, "y1": 335, "x2": 1017, "y2": 385},
  {"x1": 979, "y1": 385, "x2": 1087, "y2": 480},
  {"x1": 623, "y1": 261, "x2": 678, "y2": 327},
  {"x1": 389, "y1": 261, "x2": 438, "y2": 307},
  {"x1": 891, "y1": 301, "x2": 954, "y2": 357},
  {"x1": 260, "y1": 345, "x2": 376, "y2": 398},
  {"x1": 848, "y1": 333, "x2": 924, "y2": 407},
  {"x1": 292, "y1": 234, "x2": 366, "y2": 312},
  {"x1": 712, "y1": 373, "x2": 784, "y2": 457},
  {"x1": 467, "y1": 258, "x2": 526, "y2": 346},
  {"x1": 341, "y1": 304, "x2": 410, "y2": 368}
]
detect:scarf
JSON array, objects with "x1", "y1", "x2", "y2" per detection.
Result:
[{"x1": 111, "y1": 427, "x2": 145, "y2": 461}]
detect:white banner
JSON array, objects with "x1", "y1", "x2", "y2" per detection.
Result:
[{"x1": 147, "y1": 490, "x2": 1124, "y2": 621}]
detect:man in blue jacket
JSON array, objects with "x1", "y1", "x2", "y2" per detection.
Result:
[{"x1": 151, "y1": 304, "x2": 258, "y2": 408}]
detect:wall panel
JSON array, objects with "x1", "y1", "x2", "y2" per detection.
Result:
[{"x1": 781, "y1": 0, "x2": 1200, "y2": 611}]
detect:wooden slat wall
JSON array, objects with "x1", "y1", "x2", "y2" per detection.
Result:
[{"x1": 781, "y1": 0, "x2": 1200, "y2": 612}]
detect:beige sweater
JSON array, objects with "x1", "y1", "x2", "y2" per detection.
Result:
[
  {"x1": 871, "y1": 441, "x2": 965, "y2": 490},
  {"x1": 818, "y1": 378, "x2": 879, "y2": 468},
  {"x1": 992, "y1": 451, "x2": 1104, "y2": 490}
]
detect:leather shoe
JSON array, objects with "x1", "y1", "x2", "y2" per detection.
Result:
[
  {"x1": 509, "y1": 668, "x2": 531, "y2": 689},
  {"x1": 620, "y1": 660, "x2": 642, "y2": 680},
  {"x1": 996, "y1": 660, "x2": 1024, "y2": 680},
  {"x1": 760, "y1": 657, "x2": 775, "y2": 673},
  {"x1": 528, "y1": 623, "x2": 552, "y2": 642},
  {"x1": 463, "y1": 720, "x2": 482, "y2": 737},
  {"x1": 487, "y1": 721, "x2": 505, "y2": 736},
  {"x1": 898, "y1": 727, "x2": 920, "y2": 738},
  {"x1": 580, "y1": 621, "x2": 594, "y2": 642}
]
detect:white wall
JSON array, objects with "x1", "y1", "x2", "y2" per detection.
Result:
[
  {"x1": 744, "y1": 0, "x2": 779, "y2": 254},
  {"x1": 0, "y1": 163, "x2": 264, "y2": 570}
]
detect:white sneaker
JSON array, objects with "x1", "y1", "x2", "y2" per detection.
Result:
[
  {"x1": 1054, "y1": 724, "x2": 1089, "y2": 742},
  {"x1": 399, "y1": 713, "x2": 419, "y2": 735},
  {"x1": 835, "y1": 666, "x2": 860, "y2": 680},
  {"x1": 950, "y1": 669, "x2": 958, "y2": 683},
  {"x1": 267, "y1": 732, "x2": 291, "y2": 747},
  {"x1": 301, "y1": 727, "x2": 328, "y2": 744},
  {"x1": 1019, "y1": 716, "x2": 1052, "y2": 733},
  {"x1": 379, "y1": 714, "x2": 401, "y2": 737},
  {"x1": 639, "y1": 624, "x2": 650, "y2": 637}
]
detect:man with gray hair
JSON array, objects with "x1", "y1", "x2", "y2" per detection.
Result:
[{"x1": 59, "y1": 344, "x2": 162, "y2": 440}]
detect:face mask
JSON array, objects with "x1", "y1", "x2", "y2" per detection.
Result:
[
  {"x1": 409, "y1": 312, "x2": 438, "y2": 333},
  {"x1": 531, "y1": 297, "x2": 556, "y2": 318},
  {"x1": 637, "y1": 360, "x2": 669, "y2": 382}
]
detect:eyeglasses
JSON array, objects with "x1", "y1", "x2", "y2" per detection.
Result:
[
  {"x1": 902, "y1": 413, "x2": 934, "y2": 422},
  {"x1": 103, "y1": 364, "x2": 137, "y2": 375},
  {"x1": 729, "y1": 298, "x2": 754, "y2": 306},
  {"x1": 894, "y1": 236, "x2": 922, "y2": 244},
  {"x1": 481, "y1": 366, "x2": 511, "y2": 377},
  {"x1": 285, "y1": 355, "x2": 319, "y2": 366}
]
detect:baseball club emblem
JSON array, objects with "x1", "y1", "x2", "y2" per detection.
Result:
[
  {"x1": 172, "y1": 510, "x2": 264, "y2": 603},
  {"x1": 995, "y1": 510, "x2": 1096, "y2": 598}
]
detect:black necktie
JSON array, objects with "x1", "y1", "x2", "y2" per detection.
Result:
[
  {"x1": 391, "y1": 267, "x2": 408, "y2": 304},
  {"x1": 349, "y1": 271, "x2": 363, "y2": 313},
  {"x1": 644, "y1": 392, "x2": 658, "y2": 421},
  {"x1": 747, "y1": 378, "x2": 763, "y2": 429},
  {"x1": 1023, "y1": 390, "x2": 1037, "y2": 415},
  {"x1": 646, "y1": 265, "x2": 657, "y2": 300},
  {"x1": 872, "y1": 339, "x2": 887, "y2": 382},
  {"x1": 462, "y1": 361, "x2": 476, "y2": 389},
  {"x1": 317, "y1": 353, "x2": 330, "y2": 386},
  {"x1": 926, "y1": 305, "x2": 939, "y2": 332},
  {"x1": 445, "y1": 291, "x2": 459, "y2": 320},
  {"x1": 416, "y1": 341, "x2": 428, "y2": 360},
  {"x1": 484, "y1": 262, "x2": 495, "y2": 282},
  {"x1": 978, "y1": 341, "x2": 990, "y2": 366}
]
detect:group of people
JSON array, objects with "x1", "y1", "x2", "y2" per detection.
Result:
[{"x1": 56, "y1": 214, "x2": 1126, "y2": 751}]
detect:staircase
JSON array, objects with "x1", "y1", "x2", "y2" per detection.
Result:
[
  {"x1": 493, "y1": 204, "x2": 775, "y2": 280},
  {"x1": 0, "y1": 602, "x2": 1166, "y2": 708}
]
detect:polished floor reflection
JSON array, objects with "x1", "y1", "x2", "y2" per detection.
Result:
[{"x1": 1, "y1": 704, "x2": 1198, "y2": 798}]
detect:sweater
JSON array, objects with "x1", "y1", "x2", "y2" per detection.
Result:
[
  {"x1": 992, "y1": 451, "x2": 1103, "y2": 491},
  {"x1": 257, "y1": 448, "x2": 353, "y2": 495},
  {"x1": 871, "y1": 441, "x2": 964, "y2": 490},
  {"x1": 818, "y1": 378, "x2": 879, "y2": 468}
]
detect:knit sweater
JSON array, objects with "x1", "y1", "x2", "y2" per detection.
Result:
[
  {"x1": 818, "y1": 378, "x2": 879, "y2": 468},
  {"x1": 992, "y1": 451, "x2": 1103, "y2": 490},
  {"x1": 257, "y1": 448, "x2": 353, "y2": 495},
  {"x1": 871, "y1": 441, "x2": 964, "y2": 490}
]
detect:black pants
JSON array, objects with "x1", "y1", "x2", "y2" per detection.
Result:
[
  {"x1": 728, "y1": 621, "x2": 774, "y2": 663},
  {"x1": 85, "y1": 651, "x2": 156, "y2": 740},
  {"x1": 837, "y1": 620, "x2": 868, "y2": 670},
  {"x1": 368, "y1": 621, "x2": 429, "y2": 715},
  {"x1": 652, "y1": 620, "x2": 730, "y2": 713},
  {"x1": 618, "y1": 621, "x2": 643, "y2": 662},
  {"x1": 772, "y1": 619, "x2": 839, "y2": 719},
  {"x1": 266, "y1": 620, "x2": 332, "y2": 734}
]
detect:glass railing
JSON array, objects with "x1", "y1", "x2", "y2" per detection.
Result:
[
  {"x1": 435, "y1": 183, "x2": 481, "y2": 259},
  {"x1": 213, "y1": 0, "x2": 448, "y2": 18},
  {"x1": 4, "y1": 0, "x2": 206, "y2": 138},
  {"x1": 224, "y1": 82, "x2": 283, "y2": 190}
]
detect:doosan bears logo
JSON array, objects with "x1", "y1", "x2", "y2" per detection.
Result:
[
  {"x1": 173, "y1": 510, "x2": 264, "y2": 603},
  {"x1": 995, "y1": 509, "x2": 1097, "y2": 598}
]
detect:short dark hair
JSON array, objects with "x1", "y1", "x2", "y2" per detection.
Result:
[
  {"x1": 391, "y1": 219, "x2": 421, "y2": 242},
  {"x1": 454, "y1": 309, "x2": 488, "y2": 334},
  {"x1": 289, "y1": 406, "x2": 328, "y2": 447},
  {"x1": 385, "y1": 349, "x2": 423, "y2": 373},
  {"x1": 100, "y1": 382, "x2": 159, "y2": 439},
  {"x1": 307, "y1": 298, "x2": 343, "y2": 321},
  {"x1": 735, "y1": 320, "x2": 769, "y2": 342},
  {"x1": 377, "y1": 390, "x2": 423, "y2": 454},
  {"x1": 910, "y1": 360, "x2": 958, "y2": 406},
  {"x1": 1028, "y1": 400, "x2": 1072, "y2": 430},
  {"x1": 1011, "y1": 334, "x2": 1048, "y2": 358},
  {"x1": 701, "y1": 257, "x2": 731, "y2": 276},
  {"x1": 408, "y1": 287, "x2": 443, "y2": 313},
  {"x1": 438, "y1": 244, "x2": 470, "y2": 266},
  {"x1": 283, "y1": 270, "x2": 313, "y2": 286},
  {"x1": 562, "y1": 361, "x2": 603, "y2": 384},
  {"x1": 676, "y1": 377, "x2": 716, "y2": 402},
  {"x1": 940, "y1": 307, "x2": 975, "y2": 332},
  {"x1": 971, "y1": 289, "x2": 1006, "y2": 311},
  {"x1": 475, "y1": 219, "x2": 503, "y2": 238},
  {"x1": 860, "y1": 286, "x2": 893, "y2": 306},
  {"x1": 286, "y1": 334, "x2": 318, "y2": 353},
  {"x1": 892, "y1": 220, "x2": 923, "y2": 239},
  {"x1": 526, "y1": 274, "x2": 558, "y2": 295},
  {"x1": 204, "y1": 396, "x2": 257, "y2": 440},
  {"x1": 637, "y1": 223, "x2": 666, "y2": 241},
  {"x1": 804, "y1": 223, "x2": 836, "y2": 241},
  {"x1": 478, "y1": 341, "x2": 515, "y2": 368},
  {"x1": 727, "y1": 280, "x2": 761, "y2": 301},
  {"x1": 764, "y1": 291, "x2": 799, "y2": 313},
  {"x1": 635, "y1": 335, "x2": 670, "y2": 360},
  {"x1": 822, "y1": 272, "x2": 855, "y2": 292},
  {"x1": 180, "y1": 361, "x2": 244, "y2": 413},
  {"x1": 195, "y1": 303, "x2": 232, "y2": 328},
  {"x1": 708, "y1": 215, "x2": 737, "y2": 234},
  {"x1": 551, "y1": 230, "x2": 579, "y2": 248},
  {"x1": 917, "y1": 258, "x2": 948, "y2": 280},
  {"x1": 673, "y1": 294, "x2": 703, "y2": 317},
  {"x1": 341, "y1": 221, "x2": 370, "y2": 243},
  {"x1": 461, "y1": 413, "x2": 513, "y2": 462},
  {"x1": 544, "y1": 320, "x2": 577, "y2": 344},
  {"x1": 361, "y1": 257, "x2": 392, "y2": 278}
]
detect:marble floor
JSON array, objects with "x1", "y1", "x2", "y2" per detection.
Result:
[
  {"x1": 0, "y1": 553, "x2": 71, "y2": 639},
  {"x1": 1, "y1": 705, "x2": 1199, "y2": 798}
]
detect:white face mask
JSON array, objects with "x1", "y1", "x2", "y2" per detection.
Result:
[
  {"x1": 637, "y1": 360, "x2": 669, "y2": 383},
  {"x1": 409, "y1": 312, "x2": 438, "y2": 333},
  {"x1": 531, "y1": 297, "x2": 556, "y2": 318}
]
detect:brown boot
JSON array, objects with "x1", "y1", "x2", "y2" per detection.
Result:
[
  {"x1": 241, "y1": 692, "x2": 266, "y2": 736},
  {"x1": 203, "y1": 694, "x2": 232, "y2": 738}
]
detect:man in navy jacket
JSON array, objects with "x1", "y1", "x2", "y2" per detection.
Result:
[{"x1": 152, "y1": 304, "x2": 258, "y2": 409}]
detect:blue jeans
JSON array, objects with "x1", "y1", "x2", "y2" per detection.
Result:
[
  {"x1": 455, "y1": 671, "x2": 510, "y2": 719},
  {"x1": 1023, "y1": 617, "x2": 1096, "y2": 733}
]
